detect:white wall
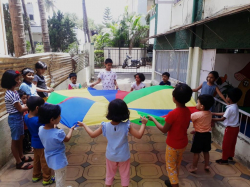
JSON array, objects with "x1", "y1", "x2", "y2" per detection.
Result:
[
  {"x1": 203, "y1": 0, "x2": 250, "y2": 18},
  {"x1": 157, "y1": 4, "x2": 171, "y2": 34},
  {"x1": 0, "y1": 0, "x2": 8, "y2": 56},
  {"x1": 214, "y1": 54, "x2": 250, "y2": 88},
  {"x1": 149, "y1": 17, "x2": 155, "y2": 44},
  {"x1": 170, "y1": 0, "x2": 193, "y2": 29}
]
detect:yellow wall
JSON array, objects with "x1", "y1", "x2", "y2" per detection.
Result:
[{"x1": 237, "y1": 78, "x2": 250, "y2": 107}]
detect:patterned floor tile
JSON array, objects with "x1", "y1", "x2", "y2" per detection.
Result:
[
  {"x1": 201, "y1": 151, "x2": 221, "y2": 162},
  {"x1": 133, "y1": 143, "x2": 154, "y2": 152},
  {"x1": 82, "y1": 165, "x2": 106, "y2": 180},
  {"x1": 134, "y1": 152, "x2": 158, "y2": 164},
  {"x1": 182, "y1": 152, "x2": 204, "y2": 163},
  {"x1": 197, "y1": 178, "x2": 226, "y2": 187},
  {"x1": 65, "y1": 181, "x2": 80, "y2": 187},
  {"x1": 67, "y1": 154, "x2": 88, "y2": 165},
  {"x1": 91, "y1": 143, "x2": 107, "y2": 152},
  {"x1": 138, "y1": 179, "x2": 166, "y2": 187},
  {"x1": 66, "y1": 166, "x2": 84, "y2": 181},
  {"x1": 150, "y1": 135, "x2": 167, "y2": 143},
  {"x1": 186, "y1": 163, "x2": 215, "y2": 178},
  {"x1": 132, "y1": 135, "x2": 150, "y2": 143},
  {"x1": 74, "y1": 136, "x2": 93, "y2": 144},
  {"x1": 210, "y1": 163, "x2": 241, "y2": 177},
  {"x1": 79, "y1": 180, "x2": 105, "y2": 187},
  {"x1": 136, "y1": 164, "x2": 163, "y2": 179},
  {"x1": 87, "y1": 153, "x2": 106, "y2": 165},
  {"x1": 0, "y1": 167, "x2": 32, "y2": 182},
  {"x1": 147, "y1": 128, "x2": 163, "y2": 135},
  {"x1": 235, "y1": 162, "x2": 250, "y2": 176},
  {"x1": 0, "y1": 182, "x2": 20, "y2": 187},
  {"x1": 179, "y1": 178, "x2": 197, "y2": 187},
  {"x1": 93, "y1": 135, "x2": 107, "y2": 143},
  {"x1": 113, "y1": 180, "x2": 138, "y2": 187},
  {"x1": 70, "y1": 144, "x2": 91, "y2": 153},
  {"x1": 223, "y1": 177, "x2": 250, "y2": 187},
  {"x1": 153, "y1": 143, "x2": 166, "y2": 152},
  {"x1": 157, "y1": 152, "x2": 165, "y2": 163}
]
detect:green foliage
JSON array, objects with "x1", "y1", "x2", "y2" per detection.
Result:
[
  {"x1": 94, "y1": 7, "x2": 149, "y2": 50},
  {"x1": 35, "y1": 43, "x2": 44, "y2": 53},
  {"x1": 94, "y1": 50, "x2": 105, "y2": 68},
  {"x1": 44, "y1": 0, "x2": 57, "y2": 13},
  {"x1": 26, "y1": 41, "x2": 31, "y2": 53},
  {"x1": 103, "y1": 7, "x2": 112, "y2": 25},
  {"x1": 48, "y1": 11, "x2": 77, "y2": 52},
  {"x1": 65, "y1": 42, "x2": 79, "y2": 57}
]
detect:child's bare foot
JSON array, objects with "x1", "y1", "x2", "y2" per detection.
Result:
[
  {"x1": 204, "y1": 166, "x2": 210, "y2": 171},
  {"x1": 188, "y1": 166, "x2": 197, "y2": 173}
]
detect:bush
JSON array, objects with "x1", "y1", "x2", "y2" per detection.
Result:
[
  {"x1": 35, "y1": 43, "x2": 44, "y2": 53},
  {"x1": 94, "y1": 50, "x2": 105, "y2": 68}
]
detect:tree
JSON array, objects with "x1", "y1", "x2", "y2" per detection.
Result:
[
  {"x1": 37, "y1": 0, "x2": 51, "y2": 52},
  {"x1": 8, "y1": 0, "x2": 27, "y2": 57},
  {"x1": 82, "y1": 0, "x2": 91, "y2": 43},
  {"x1": 48, "y1": 11, "x2": 77, "y2": 52},
  {"x1": 102, "y1": 7, "x2": 112, "y2": 25},
  {"x1": 21, "y1": 0, "x2": 35, "y2": 53},
  {"x1": 44, "y1": 0, "x2": 57, "y2": 13}
]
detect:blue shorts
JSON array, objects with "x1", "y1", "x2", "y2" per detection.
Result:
[{"x1": 8, "y1": 112, "x2": 24, "y2": 140}]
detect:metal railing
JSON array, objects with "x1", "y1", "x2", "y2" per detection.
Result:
[{"x1": 214, "y1": 97, "x2": 250, "y2": 139}]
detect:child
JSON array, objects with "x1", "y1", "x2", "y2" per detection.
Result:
[
  {"x1": 91, "y1": 58, "x2": 119, "y2": 90},
  {"x1": 20, "y1": 68, "x2": 37, "y2": 97},
  {"x1": 212, "y1": 88, "x2": 242, "y2": 164},
  {"x1": 192, "y1": 71, "x2": 228, "y2": 104},
  {"x1": 77, "y1": 99, "x2": 148, "y2": 187},
  {"x1": 189, "y1": 94, "x2": 215, "y2": 173},
  {"x1": 131, "y1": 73, "x2": 146, "y2": 91},
  {"x1": 148, "y1": 83, "x2": 193, "y2": 187},
  {"x1": 24, "y1": 97, "x2": 55, "y2": 185},
  {"x1": 38, "y1": 104, "x2": 75, "y2": 187},
  {"x1": 68, "y1": 73, "x2": 82, "y2": 89},
  {"x1": 159, "y1": 72, "x2": 171, "y2": 86},
  {"x1": 33, "y1": 61, "x2": 54, "y2": 100},
  {"x1": 17, "y1": 90, "x2": 31, "y2": 153},
  {"x1": 1, "y1": 70, "x2": 33, "y2": 170}
]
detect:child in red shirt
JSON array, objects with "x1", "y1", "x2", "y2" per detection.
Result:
[{"x1": 149, "y1": 83, "x2": 193, "y2": 187}]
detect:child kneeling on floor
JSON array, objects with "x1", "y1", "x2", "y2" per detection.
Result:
[
  {"x1": 78, "y1": 99, "x2": 148, "y2": 187},
  {"x1": 24, "y1": 96, "x2": 55, "y2": 185},
  {"x1": 148, "y1": 83, "x2": 193, "y2": 187},
  {"x1": 212, "y1": 88, "x2": 242, "y2": 164},
  {"x1": 189, "y1": 94, "x2": 215, "y2": 173},
  {"x1": 38, "y1": 104, "x2": 75, "y2": 187}
]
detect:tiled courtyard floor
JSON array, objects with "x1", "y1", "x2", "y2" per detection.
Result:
[{"x1": 1, "y1": 124, "x2": 250, "y2": 187}]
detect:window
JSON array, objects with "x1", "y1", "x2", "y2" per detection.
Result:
[
  {"x1": 155, "y1": 50, "x2": 189, "y2": 83},
  {"x1": 29, "y1": 14, "x2": 34, "y2": 20}
]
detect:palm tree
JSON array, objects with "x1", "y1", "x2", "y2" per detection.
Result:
[
  {"x1": 44, "y1": 0, "x2": 57, "y2": 13},
  {"x1": 21, "y1": 0, "x2": 35, "y2": 53},
  {"x1": 82, "y1": 0, "x2": 91, "y2": 43},
  {"x1": 8, "y1": 0, "x2": 27, "y2": 57},
  {"x1": 37, "y1": 0, "x2": 51, "y2": 52}
]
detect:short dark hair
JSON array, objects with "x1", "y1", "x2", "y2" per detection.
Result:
[
  {"x1": 105, "y1": 58, "x2": 113, "y2": 64},
  {"x1": 69, "y1": 73, "x2": 77, "y2": 78},
  {"x1": 172, "y1": 83, "x2": 193, "y2": 104},
  {"x1": 134, "y1": 73, "x2": 145, "y2": 82},
  {"x1": 106, "y1": 99, "x2": 130, "y2": 122},
  {"x1": 21, "y1": 68, "x2": 34, "y2": 76},
  {"x1": 1, "y1": 70, "x2": 20, "y2": 89},
  {"x1": 38, "y1": 104, "x2": 61, "y2": 124},
  {"x1": 27, "y1": 96, "x2": 45, "y2": 111},
  {"x1": 227, "y1": 88, "x2": 242, "y2": 103},
  {"x1": 35, "y1": 61, "x2": 47, "y2": 70},
  {"x1": 198, "y1": 94, "x2": 215, "y2": 110},
  {"x1": 162, "y1": 72, "x2": 170, "y2": 78},
  {"x1": 17, "y1": 90, "x2": 27, "y2": 98}
]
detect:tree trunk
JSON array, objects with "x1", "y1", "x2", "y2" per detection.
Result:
[
  {"x1": 37, "y1": 0, "x2": 51, "y2": 52},
  {"x1": 21, "y1": 0, "x2": 35, "y2": 54},
  {"x1": 8, "y1": 0, "x2": 27, "y2": 57},
  {"x1": 82, "y1": 0, "x2": 91, "y2": 43}
]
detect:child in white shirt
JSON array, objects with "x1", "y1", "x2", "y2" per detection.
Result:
[
  {"x1": 131, "y1": 73, "x2": 146, "y2": 91},
  {"x1": 91, "y1": 58, "x2": 119, "y2": 90}
]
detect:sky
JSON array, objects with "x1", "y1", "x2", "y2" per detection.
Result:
[{"x1": 2, "y1": 0, "x2": 128, "y2": 25}]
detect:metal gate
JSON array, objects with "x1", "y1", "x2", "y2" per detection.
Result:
[{"x1": 94, "y1": 47, "x2": 152, "y2": 73}]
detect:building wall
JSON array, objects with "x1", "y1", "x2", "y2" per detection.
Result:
[
  {"x1": 203, "y1": 0, "x2": 250, "y2": 19},
  {"x1": 157, "y1": 4, "x2": 171, "y2": 34},
  {"x1": 0, "y1": 0, "x2": 8, "y2": 56},
  {"x1": 149, "y1": 17, "x2": 155, "y2": 44}
]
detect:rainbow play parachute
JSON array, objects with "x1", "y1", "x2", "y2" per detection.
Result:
[{"x1": 46, "y1": 85, "x2": 197, "y2": 127}]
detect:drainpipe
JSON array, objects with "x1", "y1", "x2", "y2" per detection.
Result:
[{"x1": 189, "y1": 0, "x2": 198, "y2": 47}]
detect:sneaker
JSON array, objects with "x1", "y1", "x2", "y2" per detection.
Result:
[
  {"x1": 32, "y1": 175, "x2": 42, "y2": 183},
  {"x1": 228, "y1": 157, "x2": 233, "y2": 161},
  {"x1": 42, "y1": 176, "x2": 55, "y2": 186},
  {"x1": 216, "y1": 159, "x2": 228, "y2": 165}
]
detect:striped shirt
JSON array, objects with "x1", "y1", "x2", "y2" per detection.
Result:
[{"x1": 5, "y1": 90, "x2": 21, "y2": 114}]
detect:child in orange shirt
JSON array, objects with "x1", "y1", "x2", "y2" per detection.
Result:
[{"x1": 189, "y1": 94, "x2": 215, "y2": 172}]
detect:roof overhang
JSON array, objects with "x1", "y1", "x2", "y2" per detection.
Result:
[{"x1": 148, "y1": 4, "x2": 250, "y2": 39}]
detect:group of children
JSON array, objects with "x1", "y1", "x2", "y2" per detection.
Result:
[{"x1": 1, "y1": 57, "x2": 243, "y2": 187}]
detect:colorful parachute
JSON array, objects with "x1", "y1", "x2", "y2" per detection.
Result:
[{"x1": 46, "y1": 86, "x2": 197, "y2": 128}]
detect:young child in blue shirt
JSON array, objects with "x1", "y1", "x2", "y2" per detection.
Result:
[
  {"x1": 24, "y1": 96, "x2": 55, "y2": 185},
  {"x1": 159, "y1": 72, "x2": 171, "y2": 86},
  {"x1": 20, "y1": 68, "x2": 37, "y2": 97},
  {"x1": 38, "y1": 104, "x2": 75, "y2": 187},
  {"x1": 78, "y1": 99, "x2": 148, "y2": 187}
]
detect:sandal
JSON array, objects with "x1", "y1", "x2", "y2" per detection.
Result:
[
  {"x1": 216, "y1": 159, "x2": 228, "y2": 165},
  {"x1": 188, "y1": 166, "x2": 198, "y2": 173},
  {"x1": 42, "y1": 176, "x2": 55, "y2": 186},
  {"x1": 21, "y1": 156, "x2": 33, "y2": 162},
  {"x1": 16, "y1": 161, "x2": 33, "y2": 170},
  {"x1": 204, "y1": 166, "x2": 210, "y2": 171}
]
